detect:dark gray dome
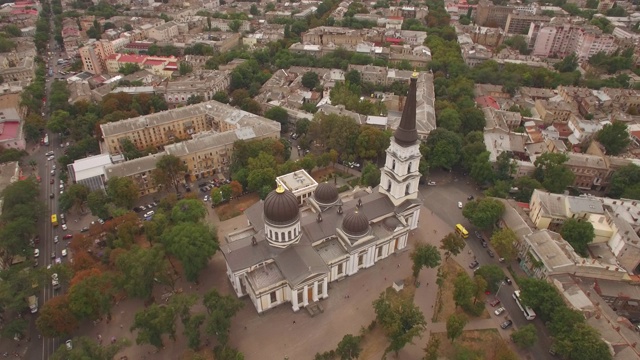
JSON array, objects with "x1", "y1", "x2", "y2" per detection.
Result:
[
  {"x1": 314, "y1": 183, "x2": 339, "y2": 205},
  {"x1": 342, "y1": 209, "x2": 369, "y2": 237},
  {"x1": 384, "y1": 217, "x2": 400, "y2": 231},
  {"x1": 264, "y1": 185, "x2": 299, "y2": 225}
]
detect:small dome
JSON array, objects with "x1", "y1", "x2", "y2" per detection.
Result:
[
  {"x1": 264, "y1": 185, "x2": 299, "y2": 225},
  {"x1": 314, "y1": 183, "x2": 339, "y2": 205},
  {"x1": 384, "y1": 217, "x2": 400, "y2": 231},
  {"x1": 342, "y1": 209, "x2": 370, "y2": 237}
]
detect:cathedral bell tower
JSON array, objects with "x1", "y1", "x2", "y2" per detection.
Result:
[{"x1": 379, "y1": 71, "x2": 422, "y2": 206}]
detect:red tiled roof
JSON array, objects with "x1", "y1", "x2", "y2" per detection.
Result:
[
  {"x1": 631, "y1": 130, "x2": 640, "y2": 139},
  {"x1": 475, "y1": 96, "x2": 500, "y2": 110},
  {"x1": 387, "y1": 16, "x2": 404, "y2": 20},
  {"x1": 385, "y1": 37, "x2": 402, "y2": 43},
  {"x1": 106, "y1": 54, "x2": 119, "y2": 60},
  {"x1": 164, "y1": 61, "x2": 178, "y2": 68},
  {"x1": 118, "y1": 54, "x2": 146, "y2": 64},
  {"x1": 11, "y1": 9, "x2": 37, "y2": 15},
  {"x1": 144, "y1": 59, "x2": 165, "y2": 66}
]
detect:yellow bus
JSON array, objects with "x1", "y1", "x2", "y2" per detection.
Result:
[
  {"x1": 455, "y1": 224, "x2": 469, "y2": 239},
  {"x1": 51, "y1": 214, "x2": 58, "y2": 227}
]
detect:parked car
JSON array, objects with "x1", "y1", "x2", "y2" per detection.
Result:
[
  {"x1": 203, "y1": 195, "x2": 210, "y2": 202},
  {"x1": 458, "y1": 201, "x2": 463, "y2": 209},
  {"x1": 489, "y1": 298, "x2": 501, "y2": 307},
  {"x1": 80, "y1": 226, "x2": 89, "y2": 233},
  {"x1": 49, "y1": 192, "x2": 54, "y2": 199},
  {"x1": 65, "y1": 340, "x2": 72, "y2": 350},
  {"x1": 487, "y1": 249, "x2": 495, "y2": 257},
  {"x1": 34, "y1": 249, "x2": 40, "y2": 258},
  {"x1": 144, "y1": 211, "x2": 155, "y2": 218},
  {"x1": 500, "y1": 320, "x2": 513, "y2": 329},
  {"x1": 139, "y1": 205, "x2": 147, "y2": 211},
  {"x1": 494, "y1": 307, "x2": 506, "y2": 316},
  {"x1": 427, "y1": 181, "x2": 436, "y2": 186},
  {"x1": 481, "y1": 240, "x2": 488, "y2": 248},
  {"x1": 61, "y1": 248, "x2": 67, "y2": 257},
  {"x1": 61, "y1": 224, "x2": 67, "y2": 231},
  {"x1": 474, "y1": 230, "x2": 483, "y2": 239},
  {"x1": 63, "y1": 234, "x2": 73, "y2": 240},
  {"x1": 54, "y1": 236, "x2": 59, "y2": 243},
  {"x1": 50, "y1": 178, "x2": 54, "y2": 184},
  {"x1": 469, "y1": 260, "x2": 479, "y2": 269},
  {"x1": 50, "y1": 251, "x2": 55, "y2": 259},
  {"x1": 467, "y1": 195, "x2": 474, "y2": 200}
]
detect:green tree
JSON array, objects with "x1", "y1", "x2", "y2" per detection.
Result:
[
  {"x1": 211, "y1": 190, "x2": 223, "y2": 205},
  {"x1": 220, "y1": 184, "x2": 233, "y2": 201},
  {"x1": 87, "y1": 191, "x2": 110, "y2": 219},
  {"x1": 186, "y1": 95, "x2": 205, "y2": 105},
  {"x1": 518, "y1": 278, "x2": 565, "y2": 322},
  {"x1": 203, "y1": 289, "x2": 244, "y2": 345},
  {"x1": 510, "y1": 324, "x2": 537, "y2": 349},
  {"x1": 437, "y1": 108, "x2": 461, "y2": 132},
  {"x1": 490, "y1": 228, "x2": 517, "y2": 261},
  {"x1": 474, "y1": 265, "x2": 504, "y2": 293},
  {"x1": 184, "y1": 313, "x2": 205, "y2": 350},
  {"x1": 4, "y1": 25, "x2": 22, "y2": 37},
  {"x1": 596, "y1": 122, "x2": 631, "y2": 155},
  {"x1": 249, "y1": 4, "x2": 260, "y2": 15},
  {"x1": 410, "y1": 243, "x2": 441, "y2": 279},
  {"x1": 360, "y1": 162, "x2": 381, "y2": 187},
  {"x1": 495, "y1": 152, "x2": 516, "y2": 181},
  {"x1": 67, "y1": 272, "x2": 114, "y2": 321},
  {"x1": 608, "y1": 164, "x2": 640, "y2": 199},
  {"x1": 301, "y1": 71, "x2": 320, "y2": 90},
  {"x1": 462, "y1": 198, "x2": 505, "y2": 230},
  {"x1": 152, "y1": 155, "x2": 187, "y2": 193},
  {"x1": 560, "y1": 219, "x2": 595, "y2": 257},
  {"x1": 161, "y1": 223, "x2": 218, "y2": 282},
  {"x1": 512, "y1": 176, "x2": 543, "y2": 202},
  {"x1": 453, "y1": 272, "x2": 475, "y2": 308},
  {"x1": 373, "y1": 291, "x2": 427, "y2": 356},
  {"x1": 118, "y1": 63, "x2": 141, "y2": 75},
  {"x1": 171, "y1": 199, "x2": 207, "y2": 223},
  {"x1": 439, "y1": 232, "x2": 466, "y2": 259},
  {"x1": 336, "y1": 334, "x2": 362, "y2": 360},
  {"x1": 554, "y1": 322, "x2": 612, "y2": 360},
  {"x1": 423, "y1": 336, "x2": 440, "y2": 360},
  {"x1": 345, "y1": 70, "x2": 361, "y2": 85},
  {"x1": 264, "y1": 106, "x2": 289, "y2": 131},
  {"x1": 130, "y1": 303, "x2": 177, "y2": 349},
  {"x1": 59, "y1": 184, "x2": 90, "y2": 213},
  {"x1": 212, "y1": 91, "x2": 229, "y2": 103},
  {"x1": 47, "y1": 110, "x2": 71, "y2": 133},
  {"x1": 446, "y1": 313, "x2": 467, "y2": 343},
  {"x1": 534, "y1": 152, "x2": 575, "y2": 193},
  {"x1": 106, "y1": 176, "x2": 138, "y2": 209},
  {"x1": 214, "y1": 345, "x2": 246, "y2": 360},
  {"x1": 554, "y1": 53, "x2": 578, "y2": 73},
  {"x1": 470, "y1": 151, "x2": 495, "y2": 185},
  {"x1": 114, "y1": 246, "x2": 167, "y2": 299},
  {"x1": 425, "y1": 129, "x2": 463, "y2": 170},
  {"x1": 179, "y1": 62, "x2": 193, "y2": 76},
  {"x1": 119, "y1": 138, "x2": 143, "y2": 160}
]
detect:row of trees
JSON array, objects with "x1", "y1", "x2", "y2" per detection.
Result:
[{"x1": 519, "y1": 278, "x2": 612, "y2": 360}]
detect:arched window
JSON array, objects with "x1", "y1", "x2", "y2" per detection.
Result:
[
  {"x1": 275, "y1": 232, "x2": 279, "y2": 241},
  {"x1": 288, "y1": 230, "x2": 292, "y2": 240}
]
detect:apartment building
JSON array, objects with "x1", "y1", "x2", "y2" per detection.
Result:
[
  {"x1": 147, "y1": 21, "x2": 180, "y2": 42},
  {"x1": 564, "y1": 152, "x2": 611, "y2": 190},
  {"x1": 301, "y1": 26, "x2": 383, "y2": 46},
  {"x1": 534, "y1": 99, "x2": 573, "y2": 124},
  {"x1": 165, "y1": 116, "x2": 280, "y2": 181},
  {"x1": 209, "y1": 18, "x2": 250, "y2": 33},
  {"x1": 531, "y1": 23, "x2": 618, "y2": 59},
  {"x1": 475, "y1": 0, "x2": 536, "y2": 27},
  {"x1": 102, "y1": 102, "x2": 281, "y2": 189},
  {"x1": 105, "y1": 54, "x2": 177, "y2": 77},
  {"x1": 160, "y1": 70, "x2": 230, "y2": 105},
  {"x1": 79, "y1": 40, "x2": 115, "y2": 75},
  {"x1": 504, "y1": 12, "x2": 549, "y2": 34},
  {"x1": 0, "y1": 54, "x2": 35, "y2": 82}
]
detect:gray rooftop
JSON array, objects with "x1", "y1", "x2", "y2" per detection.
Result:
[
  {"x1": 524, "y1": 230, "x2": 575, "y2": 272},
  {"x1": 103, "y1": 153, "x2": 161, "y2": 179}
]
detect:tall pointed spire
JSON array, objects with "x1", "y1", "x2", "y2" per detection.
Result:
[{"x1": 394, "y1": 71, "x2": 419, "y2": 147}]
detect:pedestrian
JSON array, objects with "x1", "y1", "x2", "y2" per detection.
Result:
[
  {"x1": 293, "y1": 320, "x2": 296, "y2": 324},
  {"x1": 397, "y1": 264, "x2": 400, "y2": 268},
  {"x1": 120, "y1": 324, "x2": 123, "y2": 329}
]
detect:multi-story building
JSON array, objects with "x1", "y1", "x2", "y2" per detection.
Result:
[
  {"x1": 209, "y1": 19, "x2": 251, "y2": 33},
  {"x1": 0, "y1": 54, "x2": 35, "y2": 82},
  {"x1": 531, "y1": 23, "x2": 617, "y2": 59},
  {"x1": 147, "y1": 21, "x2": 180, "y2": 42},
  {"x1": 79, "y1": 40, "x2": 115, "y2": 75},
  {"x1": 504, "y1": 12, "x2": 549, "y2": 34},
  {"x1": 105, "y1": 54, "x2": 177, "y2": 77},
  {"x1": 475, "y1": 0, "x2": 536, "y2": 27},
  {"x1": 534, "y1": 99, "x2": 573, "y2": 124},
  {"x1": 564, "y1": 152, "x2": 611, "y2": 191},
  {"x1": 159, "y1": 70, "x2": 230, "y2": 105},
  {"x1": 103, "y1": 153, "x2": 161, "y2": 196},
  {"x1": 165, "y1": 115, "x2": 280, "y2": 181},
  {"x1": 598, "y1": 0, "x2": 615, "y2": 13},
  {"x1": 301, "y1": 26, "x2": 382, "y2": 46}
]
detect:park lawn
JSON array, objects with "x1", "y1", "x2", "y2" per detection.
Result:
[
  {"x1": 431, "y1": 329, "x2": 517, "y2": 360},
  {"x1": 214, "y1": 193, "x2": 260, "y2": 221}
]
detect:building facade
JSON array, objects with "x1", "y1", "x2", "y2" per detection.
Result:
[{"x1": 79, "y1": 40, "x2": 115, "y2": 75}]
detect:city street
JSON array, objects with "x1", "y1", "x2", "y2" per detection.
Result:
[{"x1": 420, "y1": 169, "x2": 554, "y2": 360}]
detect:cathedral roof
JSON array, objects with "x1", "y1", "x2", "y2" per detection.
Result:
[
  {"x1": 314, "y1": 182, "x2": 339, "y2": 205},
  {"x1": 342, "y1": 209, "x2": 370, "y2": 237},
  {"x1": 394, "y1": 71, "x2": 419, "y2": 146},
  {"x1": 263, "y1": 184, "x2": 299, "y2": 225}
]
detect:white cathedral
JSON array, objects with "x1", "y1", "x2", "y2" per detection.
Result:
[{"x1": 221, "y1": 72, "x2": 424, "y2": 314}]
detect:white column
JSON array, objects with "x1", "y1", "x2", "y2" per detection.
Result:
[
  {"x1": 312, "y1": 281, "x2": 319, "y2": 302},
  {"x1": 303, "y1": 285, "x2": 309, "y2": 306},
  {"x1": 322, "y1": 277, "x2": 328, "y2": 299},
  {"x1": 291, "y1": 289, "x2": 299, "y2": 312}
]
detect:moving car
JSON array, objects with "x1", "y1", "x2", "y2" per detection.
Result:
[
  {"x1": 61, "y1": 224, "x2": 67, "y2": 231},
  {"x1": 494, "y1": 307, "x2": 506, "y2": 316},
  {"x1": 61, "y1": 248, "x2": 67, "y2": 257},
  {"x1": 50, "y1": 251, "x2": 55, "y2": 259},
  {"x1": 50, "y1": 178, "x2": 54, "y2": 184},
  {"x1": 63, "y1": 234, "x2": 73, "y2": 240},
  {"x1": 500, "y1": 320, "x2": 513, "y2": 329},
  {"x1": 458, "y1": 201, "x2": 463, "y2": 209},
  {"x1": 469, "y1": 260, "x2": 479, "y2": 269},
  {"x1": 203, "y1": 195, "x2": 210, "y2": 202},
  {"x1": 487, "y1": 249, "x2": 495, "y2": 258},
  {"x1": 54, "y1": 236, "x2": 59, "y2": 243},
  {"x1": 489, "y1": 298, "x2": 501, "y2": 307},
  {"x1": 49, "y1": 193, "x2": 54, "y2": 199}
]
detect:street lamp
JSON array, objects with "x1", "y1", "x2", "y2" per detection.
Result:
[{"x1": 495, "y1": 280, "x2": 506, "y2": 297}]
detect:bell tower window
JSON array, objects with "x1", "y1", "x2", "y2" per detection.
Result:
[
  {"x1": 408, "y1": 162, "x2": 412, "y2": 173},
  {"x1": 405, "y1": 184, "x2": 410, "y2": 195},
  {"x1": 387, "y1": 180, "x2": 391, "y2": 192},
  {"x1": 392, "y1": 159, "x2": 396, "y2": 171}
]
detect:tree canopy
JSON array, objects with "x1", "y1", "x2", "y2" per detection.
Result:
[
  {"x1": 462, "y1": 198, "x2": 505, "y2": 229},
  {"x1": 560, "y1": 219, "x2": 595, "y2": 257},
  {"x1": 373, "y1": 291, "x2": 426, "y2": 356},
  {"x1": 596, "y1": 122, "x2": 631, "y2": 156}
]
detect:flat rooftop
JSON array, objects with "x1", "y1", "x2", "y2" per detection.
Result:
[{"x1": 277, "y1": 170, "x2": 317, "y2": 193}]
